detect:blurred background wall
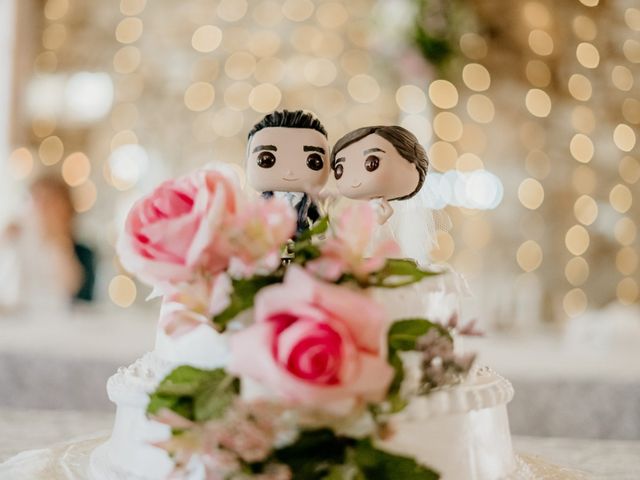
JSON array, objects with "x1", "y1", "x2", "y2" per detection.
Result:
[{"x1": 1, "y1": 0, "x2": 639, "y2": 326}]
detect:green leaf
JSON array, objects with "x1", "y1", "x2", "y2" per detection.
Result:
[
  {"x1": 212, "y1": 275, "x2": 281, "y2": 331},
  {"x1": 366, "y1": 259, "x2": 440, "y2": 289},
  {"x1": 297, "y1": 216, "x2": 329, "y2": 242},
  {"x1": 147, "y1": 367, "x2": 239, "y2": 422},
  {"x1": 354, "y1": 439, "x2": 440, "y2": 480},
  {"x1": 274, "y1": 429, "x2": 351, "y2": 480},
  {"x1": 385, "y1": 319, "x2": 451, "y2": 410}
]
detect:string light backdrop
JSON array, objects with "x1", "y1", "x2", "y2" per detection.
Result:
[{"x1": 6, "y1": 0, "x2": 639, "y2": 322}]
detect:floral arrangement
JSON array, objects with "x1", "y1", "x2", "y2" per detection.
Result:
[{"x1": 118, "y1": 166, "x2": 478, "y2": 480}]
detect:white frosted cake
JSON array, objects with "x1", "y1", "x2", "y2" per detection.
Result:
[{"x1": 90, "y1": 286, "x2": 518, "y2": 480}]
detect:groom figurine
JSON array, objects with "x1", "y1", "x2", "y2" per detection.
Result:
[{"x1": 246, "y1": 110, "x2": 330, "y2": 237}]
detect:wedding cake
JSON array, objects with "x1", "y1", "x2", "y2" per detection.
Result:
[{"x1": 88, "y1": 165, "x2": 519, "y2": 480}]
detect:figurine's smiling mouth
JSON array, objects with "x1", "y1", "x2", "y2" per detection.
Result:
[
  {"x1": 351, "y1": 182, "x2": 362, "y2": 188},
  {"x1": 282, "y1": 177, "x2": 299, "y2": 182}
]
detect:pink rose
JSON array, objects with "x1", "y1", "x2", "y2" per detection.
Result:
[
  {"x1": 228, "y1": 266, "x2": 393, "y2": 412},
  {"x1": 117, "y1": 168, "x2": 239, "y2": 287},
  {"x1": 307, "y1": 203, "x2": 400, "y2": 281}
]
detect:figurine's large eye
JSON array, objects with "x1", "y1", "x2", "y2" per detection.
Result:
[
  {"x1": 257, "y1": 151, "x2": 276, "y2": 168},
  {"x1": 334, "y1": 164, "x2": 344, "y2": 180},
  {"x1": 364, "y1": 155, "x2": 380, "y2": 172},
  {"x1": 306, "y1": 153, "x2": 324, "y2": 171}
]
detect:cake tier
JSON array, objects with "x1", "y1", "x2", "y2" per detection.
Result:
[{"x1": 379, "y1": 367, "x2": 517, "y2": 480}]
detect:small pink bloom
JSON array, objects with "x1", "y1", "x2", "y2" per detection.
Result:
[
  {"x1": 228, "y1": 266, "x2": 393, "y2": 412},
  {"x1": 307, "y1": 203, "x2": 400, "y2": 282},
  {"x1": 159, "y1": 274, "x2": 232, "y2": 337},
  {"x1": 117, "y1": 168, "x2": 239, "y2": 287}
]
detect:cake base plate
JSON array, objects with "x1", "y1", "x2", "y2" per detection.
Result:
[{"x1": 0, "y1": 432, "x2": 588, "y2": 480}]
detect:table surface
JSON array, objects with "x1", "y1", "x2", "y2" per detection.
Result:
[{"x1": 1, "y1": 408, "x2": 640, "y2": 479}]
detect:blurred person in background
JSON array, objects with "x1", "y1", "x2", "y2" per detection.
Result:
[{"x1": 0, "y1": 175, "x2": 95, "y2": 313}]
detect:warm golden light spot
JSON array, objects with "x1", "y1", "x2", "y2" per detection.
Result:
[
  {"x1": 617, "y1": 278, "x2": 639, "y2": 305},
  {"x1": 458, "y1": 123, "x2": 487, "y2": 154},
  {"x1": 110, "y1": 130, "x2": 138, "y2": 151},
  {"x1": 611, "y1": 65, "x2": 633, "y2": 91},
  {"x1": 62, "y1": 153, "x2": 91, "y2": 187},
  {"x1": 528, "y1": 29, "x2": 554, "y2": 56},
  {"x1": 459, "y1": 33, "x2": 487, "y2": 60},
  {"x1": 457, "y1": 153, "x2": 484, "y2": 172},
  {"x1": 433, "y1": 112, "x2": 463, "y2": 142},
  {"x1": 111, "y1": 103, "x2": 139, "y2": 131},
  {"x1": 429, "y1": 141, "x2": 458, "y2": 172},
  {"x1": 568, "y1": 74, "x2": 592, "y2": 101},
  {"x1": 431, "y1": 231, "x2": 455, "y2": 262},
  {"x1": 248, "y1": 31, "x2": 281, "y2": 58},
  {"x1": 400, "y1": 115, "x2": 432, "y2": 145},
  {"x1": 576, "y1": 42, "x2": 599, "y2": 68},
  {"x1": 253, "y1": 0, "x2": 283, "y2": 27},
  {"x1": 42, "y1": 24, "x2": 67, "y2": 50},
  {"x1": 396, "y1": 85, "x2": 427, "y2": 114},
  {"x1": 218, "y1": 0, "x2": 248, "y2": 22},
  {"x1": 619, "y1": 156, "x2": 640, "y2": 184},
  {"x1": 625, "y1": 8, "x2": 640, "y2": 31},
  {"x1": 572, "y1": 15, "x2": 597, "y2": 41},
  {"x1": 254, "y1": 57, "x2": 284, "y2": 84},
  {"x1": 571, "y1": 106, "x2": 595, "y2": 133},
  {"x1": 466, "y1": 94, "x2": 495, "y2": 123},
  {"x1": 223, "y1": 82, "x2": 252, "y2": 111},
  {"x1": 116, "y1": 17, "x2": 143, "y2": 44},
  {"x1": 525, "y1": 89, "x2": 551, "y2": 117},
  {"x1": 522, "y1": 1, "x2": 551, "y2": 28},
  {"x1": 211, "y1": 108, "x2": 244, "y2": 137},
  {"x1": 428, "y1": 80, "x2": 458, "y2": 109},
  {"x1": 184, "y1": 82, "x2": 215, "y2": 112},
  {"x1": 291, "y1": 25, "x2": 321, "y2": 53},
  {"x1": 518, "y1": 178, "x2": 544, "y2": 210},
  {"x1": 39, "y1": 136, "x2": 64, "y2": 166},
  {"x1": 113, "y1": 46, "x2": 141, "y2": 74},
  {"x1": 72, "y1": 180, "x2": 97, "y2": 213},
  {"x1": 282, "y1": 0, "x2": 314, "y2": 21},
  {"x1": 617, "y1": 247, "x2": 638, "y2": 276},
  {"x1": 192, "y1": 25, "x2": 223, "y2": 53},
  {"x1": 32, "y1": 119, "x2": 57, "y2": 138},
  {"x1": 517, "y1": 240, "x2": 543, "y2": 272},
  {"x1": 304, "y1": 58, "x2": 337, "y2": 87},
  {"x1": 525, "y1": 150, "x2": 551, "y2": 180},
  {"x1": 249, "y1": 83, "x2": 282, "y2": 113},
  {"x1": 613, "y1": 124, "x2": 636, "y2": 152},
  {"x1": 348, "y1": 74, "x2": 380, "y2": 103},
  {"x1": 44, "y1": 0, "x2": 69, "y2": 20},
  {"x1": 622, "y1": 98, "x2": 640, "y2": 124},
  {"x1": 610, "y1": 184, "x2": 633, "y2": 213},
  {"x1": 525, "y1": 60, "x2": 551, "y2": 87},
  {"x1": 9, "y1": 148, "x2": 34, "y2": 179},
  {"x1": 623, "y1": 39, "x2": 640, "y2": 63},
  {"x1": 34, "y1": 51, "x2": 58, "y2": 73},
  {"x1": 563, "y1": 288, "x2": 587, "y2": 317},
  {"x1": 570, "y1": 134, "x2": 594, "y2": 163},
  {"x1": 120, "y1": 0, "x2": 146, "y2": 16},
  {"x1": 565, "y1": 225, "x2": 590, "y2": 256},
  {"x1": 614, "y1": 217, "x2": 637, "y2": 245},
  {"x1": 224, "y1": 52, "x2": 256, "y2": 80},
  {"x1": 573, "y1": 195, "x2": 598, "y2": 225},
  {"x1": 565, "y1": 257, "x2": 589, "y2": 286},
  {"x1": 578, "y1": 0, "x2": 598, "y2": 6},
  {"x1": 109, "y1": 275, "x2": 137, "y2": 308},
  {"x1": 462, "y1": 63, "x2": 491, "y2": 92},
  {"x1": 316, "y1": 2, "x2": 349, "y2": 29}
]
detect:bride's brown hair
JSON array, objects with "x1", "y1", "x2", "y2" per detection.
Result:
[{"x1": 330, "y1": 125, "x2": 428, "y2": 200}]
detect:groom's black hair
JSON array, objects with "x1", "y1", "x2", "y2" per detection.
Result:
[{"x1": 247, "y1": 110, "x2": 327, "y2": 139}]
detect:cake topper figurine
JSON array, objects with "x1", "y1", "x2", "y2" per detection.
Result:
[
  {"x1": 330, "y1": 125, "x2": 428, "y2": 225},
  {"x1": 246, "y1": 110, "x2": 330, "y2": 236}
]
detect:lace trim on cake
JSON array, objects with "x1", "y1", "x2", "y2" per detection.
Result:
[
  {"x1": 402, "y1": 366, "x2": 515, "y2": 419},
  {"x1": 106, "y1": 352, "x2": 172, "y2": 402}
]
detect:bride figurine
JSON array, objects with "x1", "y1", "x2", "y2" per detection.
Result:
[{"x1": 330, "y1": 125, "x2": 436, "y2": 266}]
